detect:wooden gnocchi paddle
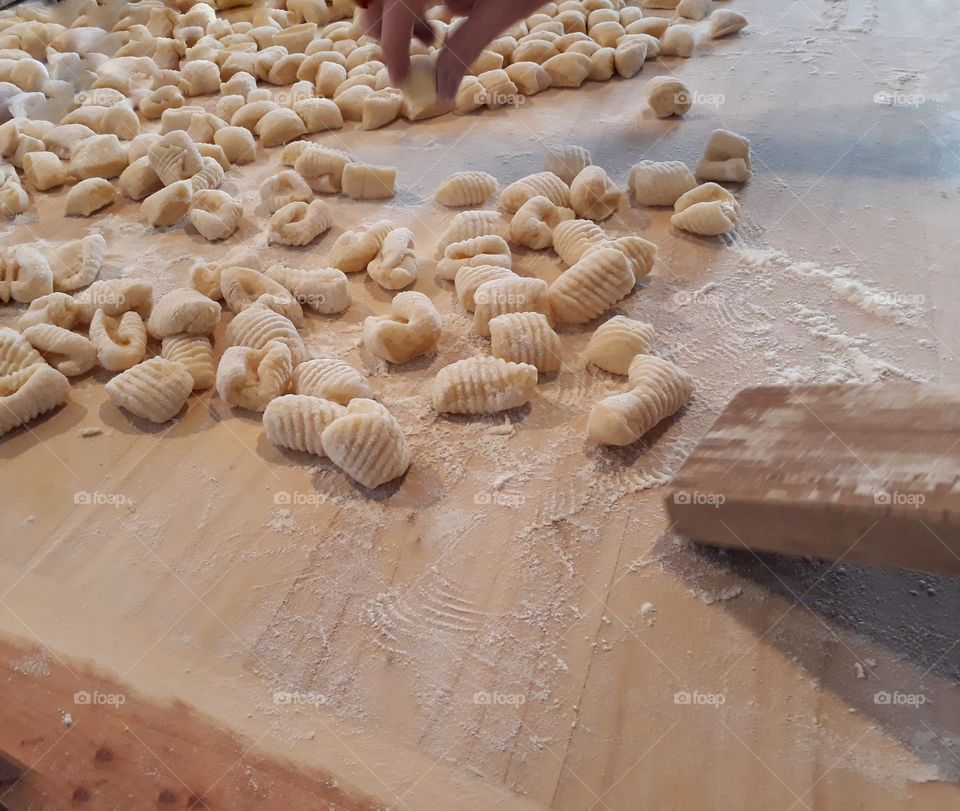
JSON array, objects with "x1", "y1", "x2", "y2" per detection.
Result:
[{"x1": 665, "y1": 383, "x2": 960, "y2": 574}]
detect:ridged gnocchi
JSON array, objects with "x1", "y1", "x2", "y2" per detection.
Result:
[
  {"x1": 329, "y1": 219, "x2": 393, "y2": 273},
  {"x1": 367, "y1": 227, "x2": 420, "y2": 290},
  {"x1": 363, "y1": 291, "x2": 441, "y2": 364},
  {"x1": 585, "y1": 316, "x2": 656, "y2": 375},
  {"x1": 321, "y1": 398, "x2": 411, "y2": 488},
  {"x1": 671, "y1": 182, "x2": 742, "y2": 236},
  {"x1": 0, "y1": 361, "x2": 70, "y2": 436},
  {"x1": 437, "y1": 234, "x2": 512, "y2": 280},
  {"x1": 629, "y1": 160, "x2": 697, "y2": 206},
  {"x1": 433, "y1": 356, "x2": 538, "y2": 414},
  {"x1": 106, "y1": 357, "x2": 194, "y2": 423},
  {"x1": 434, "y1": 171, "x2": 498, "y2": 207},
  {"x1": 263, "y1": 394, "x2": 345, "y2": 456},
  {"x1": 549, "y1": 246, "x2": 635, "y2": 325},
  {"x1": 291, "y1": 357, "x2": 373, "y2": 405},
  {"x1": 217, "y1": 340, "x2": 294, "y2": 412},
  {"x1": 89, "y1": 310, "x2": 147, "y2": 372},
  {"x1": 489, "y1": 312, "x2": 562, "y2": 373},
  {"x1": 509, "y1": 195, "x2": 575, "y2": 250}
]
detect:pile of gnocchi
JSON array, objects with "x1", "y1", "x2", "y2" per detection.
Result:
[{"x1": 0, "y1": 0, "x2": 751, "y2": 489}]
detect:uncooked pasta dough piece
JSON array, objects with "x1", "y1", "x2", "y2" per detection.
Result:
[
  {"x1": 189, "y1": 189, "x2": 242, "y2": 241},
  {"x1": 0, "y1": 246, "x2": 53, "y2": 303},
  {"x1": 341, "y1": 162, "x2": 396, "y2": 199},
  {"x1": 697, "y1": 128, "x2": 753, "y2": 183},
  {"x1": 505, "y1": 61, "x2": 553, "y2": 96},
  {"x1": 65, "y1": 178, "x2": 116, "y2": 216},
  {"x1": 0, "y1": 328, "x2": 44, "y2": 375},
  {"x1": 291, "y1": 358, "x2": 373, "y2": 404},
  {"x1": 268, "y1": 199, "x2": 331, "y2": 247},
  {"x1": 552, "y1": 218, "x2": 607, "y2": 266},
  {"x1": 216, "y1": 340, "x2": 293, "y2": 412},
  {"x1": 473, "y1": 276, "x2": 552, "y2": 336},
  {"x1": 435, "y1": 171, "x2": 498, "y2": 207},
  {"x1": 321, "y1": 398, "x2": 411, "y2": 488},
  {"x1": 260, "y1": 170, "x2": 313, "y2": 213},
  {"x1": 589, "y1": 236, "x2": 658, "y2": 282},
  {"x1": 549, "y1": 246, "x2": 635, "y2": 324},
  {"x1": 160, "y1": 333, "x2": 215, "y2": 390},
  {"x1": 363, "y1": 291, "x2": 441, "y2": 364},
  {"x1": 142, "y1": 180, "x2": 193, "y2": 227},
  {"x1": 476, "y1": 68, "x2": 519, "y2": 108},
  {"x1": 362, "y1": 89, "x2": 403, "y2": 130},
  {"x1": 544, "y1": 145, "x2": 591, "y2": 185},
  {"x1": 263, "y1": 394, "x2": 345, "y2": 456},
  {"x1": 489, "y1": 311, "x2": 562, "y2": 373},
  {"x1": 647, "y1": 77, "x2": 692, "y2": 118},
  {"x1": 22, "y1": 151, "x2": 64, "y2": 190},
  {"x1": 542, "y1": 51, "x2": 591, "y2": 87},
  {"x1": 17, "y1": 293, "x2": 81, "y2": 331},
  {"x1": 660, "y1": 25, "x2": 695, "y2": 58},
  {"x1": 671, "y1": 182, "x2": 742, "y2": 236},
  {"x1": 615, "y1": 39, "x2": 647, "y2": 79},
  {"x1": 189, "y1": 157, "x2": 225, "y2": 193},
  {"x1": 0, "y1": 362, "x2": 70, "y2": 436},
  {"x1": 89, "y1": 309, "x2": 147, "y2": 372},
  {"x1": 75, "y1": 278, "x2": 153, "y2": 322},
  {"x1": 294, "y1": 143, "x2": 354, "y2": 192},
  {"x1": 225, "y1": 302, "x2": 307, "y2": 364},
  {"x1": 70, "y1": 134, "x2": 128, "y2": 180},
  {"x1": 585, "y1": 316, "x2": 655, "y2": 374},
  {"x1": 436, "y1": 210, "x2": 504, "y2": 255},
  {"x1": 437, "y1": 235, "x2": 512, "y2": 280},
  {"x1": 21, "y1": 324, "x2": 96, "y2": 376},
  {"x1": 455, "y1": 265, "x2": 516, "y2": 311},
  {"x1": 119, "y1": 157, "x2": 163, "y2": 200},
  {"x1": 677, "y1": 0, "x2": 709, "y2": 21},
  {"x1": 148, "y1": 130, "x2": 201, "y2": 185},
  {"x1": 220, "y1": 267, "x2": 303, "y2": 325},
  {"x1": 106, "y1": 357, "x2": 194, "y2": 422},
  {"x1": 710, "y1": 9, "x2": 748, "y2": 38},
  {"x1": 367, "y1": 227, "x2": 419, "y2": 289},
  {"x1": 499, "y1": 171, "x2": 571, "y2": 213},
  {"x1": 628, "y1": 160, "x2": 697, "y2": 206},
  {"x1": 147, "y1": 288, "x2": 221, "y2": 339},
  {"x1": 256, "y1": 107, "x2": 307, "y2": 147},
  {"x1": 587, "y1": 355, "x2": 693, "y2": 445},
  {"x1": 433, "y1": 356, "x2": 538, "y2": 414},
  {"x1": 570, "y1": 165, "x2": 621, "y2": 220},
  {"x1": 330, "y1": 219, "x2": 393, "y2": 272},
  {"x1": 214, "y1": 126, "x2": 256, "y2": 164},
  {"x1": 509, "y1": 195, "x2": 575, "y2": 250},
  {"x1": 265, "y1": 266, "x2": 350, "y2": 314}
]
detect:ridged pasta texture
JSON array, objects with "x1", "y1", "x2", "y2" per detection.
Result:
[
  {"x1": 549, "y1": 247, "x2": 635, "y2": 325},
  {"x1": 291, "y1": 358, "x2": 373, "y2": 405},
  {"x1": 321, "y1": 398, "x2": 411, "y2": 488},
  {"x1": 105, "y1": 357, "x2": 194, "y2": 423},
  {"x1": 263, "y1": 394, "x2": 345, "y2": 457},
  {"x1": 585, "y1": 316, "x2": 656, "y2": 375},
  {"x1": 0, "y1": 362, "x2": 70, "y2": 436},
  {"x1": 434, "y1": 171, "x2": 498, "y2": 207},
  {"x1": 433, "y1": 356, "x2": 538, "y2": 414},
  {"x1": 489, "y1": 312, "x2": 562, "y2": 373}
]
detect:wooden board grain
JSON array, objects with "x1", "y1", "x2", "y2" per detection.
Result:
[{"x1": 666, "y1": 384, "x2": 960, "y2": 573}]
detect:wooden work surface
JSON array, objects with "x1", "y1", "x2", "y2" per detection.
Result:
[{"x1": 3, "y1": 1, "x2": 960, "y2": 808}]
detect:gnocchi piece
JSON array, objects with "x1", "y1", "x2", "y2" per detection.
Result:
[
  {"x1": 454, "y1": 76, "x2": 485, "y2": 114},
  {"x1": 21, "y1": 324, "x2": 97, "y2": 376},
  {"x1": 476, "y1": 68, "x2": 520, "y2": 109},
  {"x1": 0, "y1": 327, "x2": 44, "y2": 374},
  {"x1": 542, "y1": 52, "x2": 591, "y2": 87},
  {"x1": 341, "y1": 162, "x2": 396, "y2": 200},
  {"x1": 367, "y1": 227, "x2": 419, "y2": 290},
  {"x1": 41, "y1": 124, "x2": 95, "y2": 160},
  {"x1": 142, "y1": 180, "x2": 193, "y2": 227},
  {"x1": 660, "y1": 25, "x2": 695, "y2": 58},
  {"x1": 433, "y1": 356, "x2": 538, "y2": 414},
  {"x1": 0, "y1": 362, "x2": 70, "y2": 437},
  {"x1": 363, "y1": 291, "x2": 441, "y2": 364},
  {"x1": 362, "y1": 88, "x2": 403, "y2": 130},
  {"x1": 437, "y1": 210, "x2": 504, "y2": 255},
  {"x1": 587, "y1": 355, "x2": 693, "y2": 445},
  {"x1": 188, "y1": 157, "x2": 225, "y2": 193},
  {"x1": 329, "y1": 219, "x2": 393, "y2": 273},
  {"x1": 17, "y1": 293, "x2": 81, "y2": 331},
  {"x1": 225, "y1": 302, "x2": 307, "y2": 364},
  {"x1": 260, "y1": 169, "x2": 313, "y2": 213},
  {"x1": 615, "y1": 39, "x2": 647, "y2": 79},
  {"x1": 504, "y1": 61, "x2": 553, "y2": 96},
  {"x1": 711, "y1": 9, "x2": 748, "y2": 38},
  {"x1": 294, "y1": 143, "x2": 353, "y2": 192},
  {"x1": 434, "y1": 171, "x2": 498, "y2": 208},
  {"x1": 474, "y1": 276, "x2": 551, "y2": 336},
  {"x1": 75, "y1": 278, "x2": 153, "y2": 323},
  {"x1": 628, "y1": 160, "x2": 697, "y2": 206},
  {"x1": 140, "y1": 85, "x2": 185, "y2": 120},
  {"x1": 106, "y1": 357, "x2": 194, "y2": 423},
  {"x1": 189, "y1": 189, "x2": 242, "y2": 241},
  {"x1": 647, "y1": 77, "x2": 692, "y2": 118},
  {"x1": 119, "y1": 157, "x2": 163, "y2": 200},
  {"x1": 591, "y1": 235, "x2": 658, "y2": 282},
  {"x1": 552, "y1": 218, "x2": 607, "y2": 266},
  {"x1": 22, "y1": 151, "x2": 64, "y2": 190},
  {"x1": 509, "y1": 195, "x2": 575, "y2": 250},
  {"x1": 512, "y1": 39, "x2": 558, "y2": 65},
  {"x1": 294, "y1": 97, "x2": 344, "y2": 132},
  {"x1": 400, "y1": 53, "x2": 452, "y2": 120},
  {"x1": 256, "y1": 107, "x2": 307, "y2": 147},
  {"x1": 671, "y1": 182, "x2": 742, "y2": 236},
  {"x1": 147, "y1": 288, "x2": 221, "y2": 339},
  {"x1": 437, "y1": 235, "x2": 512, "y2": 281},
  {"x1": 231, "y1": 100, "x2": 280, "y2": 132},
  {"x1": 0, "y1": 246, "x2": 52, "y2": 304},
  {"x1": 313, "y1": 61, "x2": 348, "y2": 96},
  {"x1": 455, "y1": 265, "x2": 516, "y2": 311},
  {"x1": 677, "y1": 0, "x2": 710, "y2": 21},
  {"x1": 70, "y1": 134, "x2": 128, "y2": 180},
  {"x1": 697, "y1": 128, "x2": 752, "y2": 183},
  {"x1": 268, "y1": 199, "x2": 332, "y2": 246},
  {"x1": 89, "y1": 309, "x2": 147, "y2": 372},
  {"x1": 589, "y1": 19, "x2": 625, "y2": 47},
  {"x1": 585, "y1": 316, "x2": 655, "y2": 374},
  {"x1": 489, "y1": 311, "x2": 562, "y2": 373},
  {"x1": 544, "y1": 145, "x2": 592, "y2": 185},
  {"x1": 42, "y1": 234, "x2": 106, "y2": 293},
  {"x1": 321, "y1": 398, "x2": 411, "y2": 488},
  {"x1": 65, "y1": 178, "x2": 116, "y2": 216},
  {"x1": 160, "y1": 334, "x2": 215, "y2": 390},
  {"x1": 549, "y1": 246, "x2": 635, "y2": 324},
  {"x1": 569, "y1": 166, "x2": 621, "y2": 221},
  {"x1": 265, "y1": 265, "x2": 350, "y2": 314},
  {"x1": 149, "y1": 130, "x2": 202, "y2": 185},
  {"x1": 291, "y1": 358, "x2": 373, "y2": 404},
  {"x1": 263, "y1": 394, "x2": 345, "y2": 456},
  {"x1": 220, "y1": 267, "x2": 303, "y2": 326},
  {"x1": 217, "y1": 340, "x2": 294, "y2": 412},
  {"x1": 0, "y1": 175, "x2": 29, "y2": 218},
  {"x1": 334, "y1": 84, "x2": 374, "y2": 121},
  {"x1": 499, "y1": 171, "x2": 571, "y2": 213},
  {"x1": 180, "y1": 59, "x2": 220, "y2": 96},
  {"x1": 214, "y1": 126, "x2": 256, "y2": 164}
]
